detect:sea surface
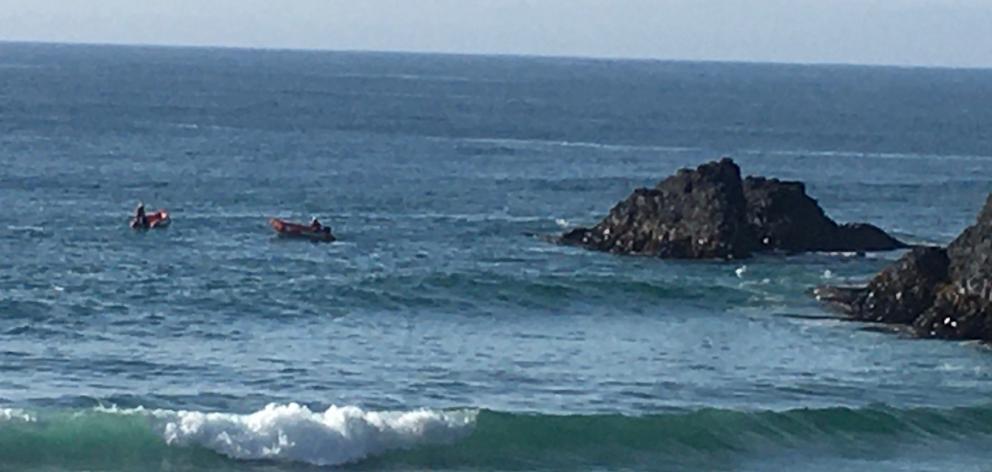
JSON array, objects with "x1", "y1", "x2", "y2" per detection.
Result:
[{"x1": 1, "y1": 42, "x2": 992, "y2": 471}]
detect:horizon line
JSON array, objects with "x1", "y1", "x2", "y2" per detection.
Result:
[{"x1": 2, "y1": 39, "x2": 991, "y2": 72}]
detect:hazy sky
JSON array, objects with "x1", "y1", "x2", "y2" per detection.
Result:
[{"x1": 2, "y1": 0, "x2": 991, "y2": 67}]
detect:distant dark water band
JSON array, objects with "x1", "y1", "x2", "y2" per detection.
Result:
[{"x1": 2, "y1": 404, "x2": 990, "y2": 470}]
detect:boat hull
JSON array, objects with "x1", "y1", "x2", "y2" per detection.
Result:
[
  {"x1": 269, "y1": 218, "x2": 335, "y2": 242},
  {"x1": 131, "y1": 210, "x2": 170, "y2": 229}
]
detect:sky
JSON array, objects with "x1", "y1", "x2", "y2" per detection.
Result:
[{"x1": 1, "y1": 0, "x2": 991, "y2": 68}]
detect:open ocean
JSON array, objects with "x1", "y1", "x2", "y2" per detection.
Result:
[{"x1": 2, "y1": 42, "x2": 992, "y2": 471}]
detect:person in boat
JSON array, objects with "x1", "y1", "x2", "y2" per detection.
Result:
[
  {"x1": 133, "y1": 202, "x2": 149, "y2": 228},
  {"x1": 309, "y1": 217, "x2": 322, "y2": 232}
]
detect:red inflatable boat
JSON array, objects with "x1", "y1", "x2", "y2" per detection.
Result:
[
  {"x1": 269, "y1": 218, "x2": 335, "y2": 242},
  {"x1": 131, "y1": 210, "x2": 171, "y2": 229}
]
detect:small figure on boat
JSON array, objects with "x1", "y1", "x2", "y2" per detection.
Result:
[
  {"x1": 130, "y1": 202, "x2": 171, "y2": 229},
  {"x1": 270, "y1": 217, "x2": 335, "y2": 242},
  {"x1": 132, "y1": 202, "x2": 148, "y2": 229}
]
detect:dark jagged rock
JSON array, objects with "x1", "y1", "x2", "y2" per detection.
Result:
[
  {"x1": 816, "y1": 193, "x2": 992, "y2": 342},
  {"x1": 743, "y1": 177, "x2": 906, "y2": 252},
  {"x1": 743, "y1": 177, "x2": 834, "y2": 252},
  {"x1": 946, "y1": 193, "x2": 992, "y2": 292},
  {"x1": 910, "y1": 194, "x2": 992, "y2": 340},
  {"x1": 833, "y1": 223, "x2": 908, "y2": 252},
  {"x1": 815, "y1": 247, "x2": 949, "y2": 324},
  {"x1": 561, "y1": 158, "x2": 752, "y2": 259},
  {"x1": 913, "y1": 287, "x2": 992, "y2": 340},
  {"x1": 559, "y1": 157, "x2": 905, "y2": 259}
]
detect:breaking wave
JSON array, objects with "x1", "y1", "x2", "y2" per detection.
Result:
[{"x1": 3, "y1": 403, "x2": 992, "y2": 470}]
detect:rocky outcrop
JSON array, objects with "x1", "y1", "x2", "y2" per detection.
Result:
[
  {"x1": 815, "y1": 247, "x2": 949, "y2": 324},
  {"x1": 561, "y1": 158, "x2": 753, "y2": 259},
  {"x1": 743, "y1": 177, "x2": 906, "y2": 253},
  {"x1": 817, "y1": 194, "x2": 992, "y2": 341},
  {"x1": 913, "y1": 288, "x2": 992, "y2": 340},
  {"x1": 946, "y1": 194, "x2": 992, "y2": 291},
  {"x1": 559, "y1": 158, "x2": 905, "y2": 259},
  {"x1": 912, "y1": 193, "x2": 992, "y2": 340},
  {"x1": 743, "y1": 177, "x2": 834, "y2": 252}
]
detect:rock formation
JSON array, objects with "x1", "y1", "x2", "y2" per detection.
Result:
[
  {"x1": 817, "y1": 194, "x2": 992, "y2": 341},
  {"x1": 815, "y1": 247, "x2": 949, "y2": 324},
  {"x1": 743, "y1": 177, "x2": 904, "y2": 252},
  {"x1": 559, "y1": 158, "x2": 905, "y2": 259},
  {"x1": 560, "y1": 158, "x2": 753, "y2": 259}
]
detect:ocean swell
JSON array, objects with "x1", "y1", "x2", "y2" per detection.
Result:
[{"x1": 2, "y1": 403, "x2": 991, "y2": 470}]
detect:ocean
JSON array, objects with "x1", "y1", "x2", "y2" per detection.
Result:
[{"x1": 1, "y1": 42, "x2": 992, "y2": 471}]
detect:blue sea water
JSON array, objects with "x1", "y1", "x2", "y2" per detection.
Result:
[{"x1": 1, "y1": 42, "x2": 992, "y2": 471}]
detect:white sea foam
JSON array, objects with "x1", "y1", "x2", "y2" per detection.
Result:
[
  {"x1": 104, "y1": 403, "x2": 476, "y2": 466},
  {"x1": 0, "y1": 408, "x2": 35, "y2": 422},
  {"x1": 6, "y1": 225, "x2": 45, "y2": 232},
  {"x1": 740, "y1": 147, "x2": 992, "y2": 162},
  {"x1": 446, "y1": 136, "x2": 699, "y2": 154}
]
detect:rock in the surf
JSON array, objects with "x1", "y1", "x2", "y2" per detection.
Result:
[
  {"x1": 817, "y1": 193, "x2": 992, "y2": 341},
  {"x1": 560, "y1": 158, "x2": 753, "y2": 259},
  {"x1": 912, "y1": 286, "x2": 992, "y2": 340},
  {"x1": 743, "y1": 177, "x2": 906, "y2": 252},
  {"x1": 815, "y1": 246, "x2": 949, "y2": 324},
  {"x1": 912, "y1": 193, "x2": 992, "y2": 340},
  {"x1": 559, "y1": 157, "x2": 905, "y2": 259},
  {"x1": 945, "y1": 193, "x2": 992, "y2": 292}
]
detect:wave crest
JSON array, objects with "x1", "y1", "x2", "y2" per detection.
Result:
[
  {"x1": 0, "y1": 408, "x2": 34, "y2": 422},
  {"x1": 0, "y1": 403, "x2": 476, "y2": 469},
  {"x1": 155, "y1": 403, "x2": 476, "y2": 466}
]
